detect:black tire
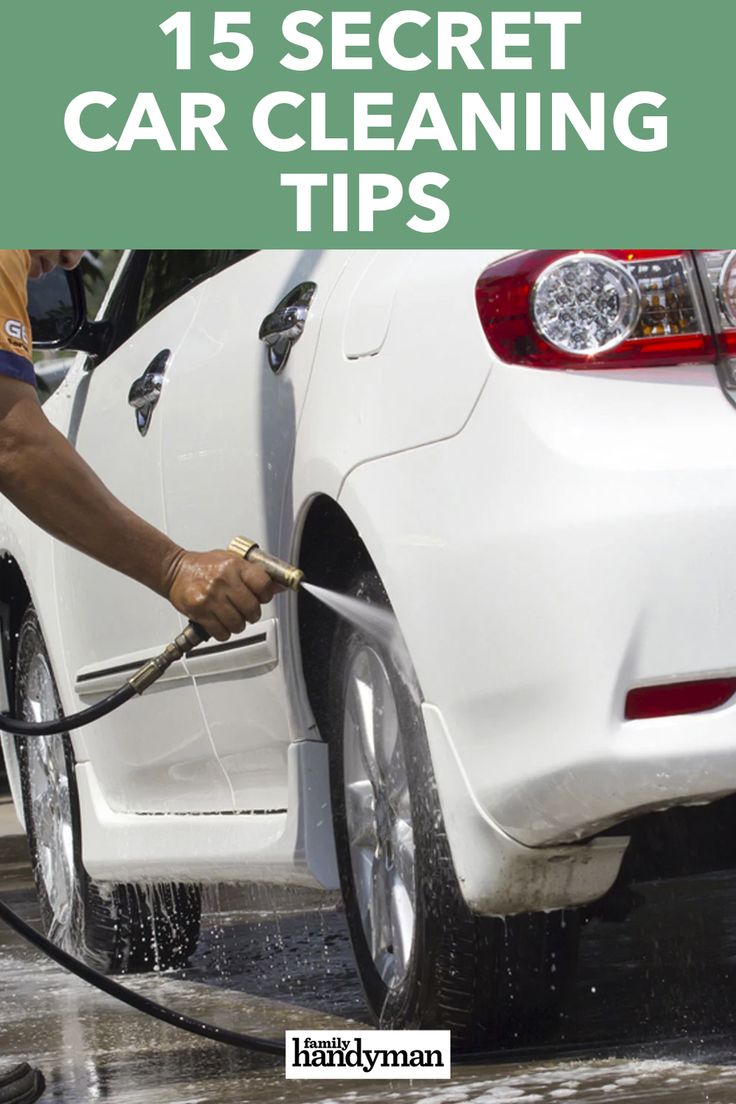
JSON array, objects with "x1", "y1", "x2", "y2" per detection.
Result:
[
  {"x1": 327, "y1": 569, "x2": 579, "y2": 1048},
  {"x1": 14, "y1": 607, "x2": 201, "y2": 973}
]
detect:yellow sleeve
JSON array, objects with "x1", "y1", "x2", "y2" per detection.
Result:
[{"x1": 0, "y1": 250, "x2": 35, "y2": 386}]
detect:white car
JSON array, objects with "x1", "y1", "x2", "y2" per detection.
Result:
[{"x1": 3, "y1": 248, "x2": 736, "y2": 1045}]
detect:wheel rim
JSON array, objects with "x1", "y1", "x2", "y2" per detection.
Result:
[
  {"x1": 22, "y1": 652, "x2": 76, "y2": 946},
  {"x1": 343, "y1": 644, "x2": 416, "y2": 990}
]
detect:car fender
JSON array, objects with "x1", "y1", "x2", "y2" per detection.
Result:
[{"x1": 333, "y1": 463, "x2": 627, "y2": 912}]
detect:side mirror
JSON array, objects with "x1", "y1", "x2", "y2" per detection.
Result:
[{"x1": 27, "y1": 268, "x2": 109, "y2": 357}]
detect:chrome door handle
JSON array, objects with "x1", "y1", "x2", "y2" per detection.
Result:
[
  {"x1": 128, "y1": 349, "x2": 170, "y2": 437},
  {"x1": 259, "y1": 282, "x2": 316, "y2": 373}
]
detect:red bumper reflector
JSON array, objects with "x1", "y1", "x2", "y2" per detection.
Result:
[{"x1": 625, "y1": 678, "x2": 736, "y2": 721}]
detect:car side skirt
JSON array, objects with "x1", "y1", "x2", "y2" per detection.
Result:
[{"x1": 76, "y1": 740, "x2": 339, "y2": 888}]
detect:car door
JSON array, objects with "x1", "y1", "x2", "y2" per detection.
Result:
[
  {"x1": 53, "y1": 252, "x2": 248, "y2": 815},
  {"x1": 158, "y1": 251, "x2": 349, "y2": 810}
]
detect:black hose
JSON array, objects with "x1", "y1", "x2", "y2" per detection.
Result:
[
  {"x1": 0, "y1": 619, "x2": 211, "y2": 738},
  {"x1": 0, "y1": 684, "x2": 136, "y2": 737},
  {"x1": 0, "y1": 896, "x2": 285, "y2": 1056}
]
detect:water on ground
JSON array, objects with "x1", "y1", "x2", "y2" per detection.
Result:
[{"x1": 4, "y1": 803, "x2": 736, "y2": 1102}]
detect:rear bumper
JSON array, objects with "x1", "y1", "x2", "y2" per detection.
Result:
[{"x1": 340, "y1": 360, "x2": 736, "y2": 851}]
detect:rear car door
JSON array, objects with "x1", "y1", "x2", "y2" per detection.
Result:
[{"x1": 158, "y1": 251, "x2": 349, "y2": 810}]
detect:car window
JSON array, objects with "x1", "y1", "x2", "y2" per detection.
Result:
[
  {"x1": 136, "y1": 250, "x2": 253, "y2": 331},
  {"x1": 98, "y1": 250, "x2": 255, "y2": 362}
]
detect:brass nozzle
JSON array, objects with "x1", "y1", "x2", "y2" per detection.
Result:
[{"x1": 228, "y1": 537, "x2": 304, "y2": 591}]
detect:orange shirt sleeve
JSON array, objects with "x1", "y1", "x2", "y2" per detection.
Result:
[{"x1": 0, "y1": 250, "x2": 35, "y2": 386}]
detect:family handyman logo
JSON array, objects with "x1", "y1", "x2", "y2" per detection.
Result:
[{"x1": 285, "y1": 1030, "x2": 451, "y2": 1079}]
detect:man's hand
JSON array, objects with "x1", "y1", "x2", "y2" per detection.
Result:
[{"x1": 164, "y1": 550, "x2": 278, "y2": 642}]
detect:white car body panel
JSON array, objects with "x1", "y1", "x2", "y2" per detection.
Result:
[
  {"x1": 295, "y1": 250, "x2": 498, "y2": 500},
  {"x1": 3, "y1": 248, "x2": 736, "y2": 915},
  {"x1": 338, "y1": 359, "x2": 736, "y2": 851}
]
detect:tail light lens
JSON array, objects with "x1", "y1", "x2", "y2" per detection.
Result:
[
  {"x1": 531, "y1": 254, "x2": 641, "y2": 356},
  {"x1": 476, "y1": 250, "x2": 716, "y2": 370}
]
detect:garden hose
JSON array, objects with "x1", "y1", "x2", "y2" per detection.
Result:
[
  {"x1": 0, "y1": 539, "x2": 302, "y2": 1057},
  {"x1": 0, "y1": 895, "x2": 285, "y2": 1056},
  {"x1": 0, "y1": 539, "x2": 303, "y2": 738}
]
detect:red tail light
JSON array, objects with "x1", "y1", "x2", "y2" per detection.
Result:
[{"x1": 475, "y1": 250, "x2": 720, "y2": 370}]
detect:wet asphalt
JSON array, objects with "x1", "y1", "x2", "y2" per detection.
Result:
[{"x1": 3, "y1": 797, "x2": 736, "y2": 1102}]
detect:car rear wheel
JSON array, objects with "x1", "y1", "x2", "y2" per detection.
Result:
[
  {"x1": 15, "y1": 607, "x2": 201, "y2": 973},
  {"x1": 327, "y1": 568, "x2": 579, "y2": 1047}
]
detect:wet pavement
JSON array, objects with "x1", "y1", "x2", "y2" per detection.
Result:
[{"x1": 3, "y1": 797, "x2": 736, "y2": 1101}]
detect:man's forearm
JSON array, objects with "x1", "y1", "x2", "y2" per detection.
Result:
[
  {"x1": 0, "y1": 390, "x2": 183, "y2": 597},
  {"x1": 0, "y1": 378, "x2": 277, "y2": 642}
]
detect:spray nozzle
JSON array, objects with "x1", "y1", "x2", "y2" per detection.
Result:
[{"x1": 228, "y1": 537, "x2": 304, "y2": 592}]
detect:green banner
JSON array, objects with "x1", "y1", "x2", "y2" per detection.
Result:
[{"x1": 1, "y1": 0, "x2": 729, "y2": 245}]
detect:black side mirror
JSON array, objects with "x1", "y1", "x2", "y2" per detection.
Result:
[{"x1": 27, "y1": 268, "x2": 109, "y2": 357}]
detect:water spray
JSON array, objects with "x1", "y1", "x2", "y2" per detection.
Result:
[{"x1": 0, "y1": 538, "x2": 304, "y2": 738}]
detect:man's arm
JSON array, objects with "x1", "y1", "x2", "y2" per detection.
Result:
[{"x1": 0, "y1": 377, "x2": 275, "y2": 641}]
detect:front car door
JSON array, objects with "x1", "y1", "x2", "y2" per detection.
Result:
[{"x1": 54, "y1": 251, "x2": 251, "y2": 815}]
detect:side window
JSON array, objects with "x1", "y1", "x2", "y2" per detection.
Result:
[
  {"x1": 98, "y1": 250, "x2": 255, "y2": 362},
  {"x1": 136, "y1": 250, "x2": 253, "y2": 331}
]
